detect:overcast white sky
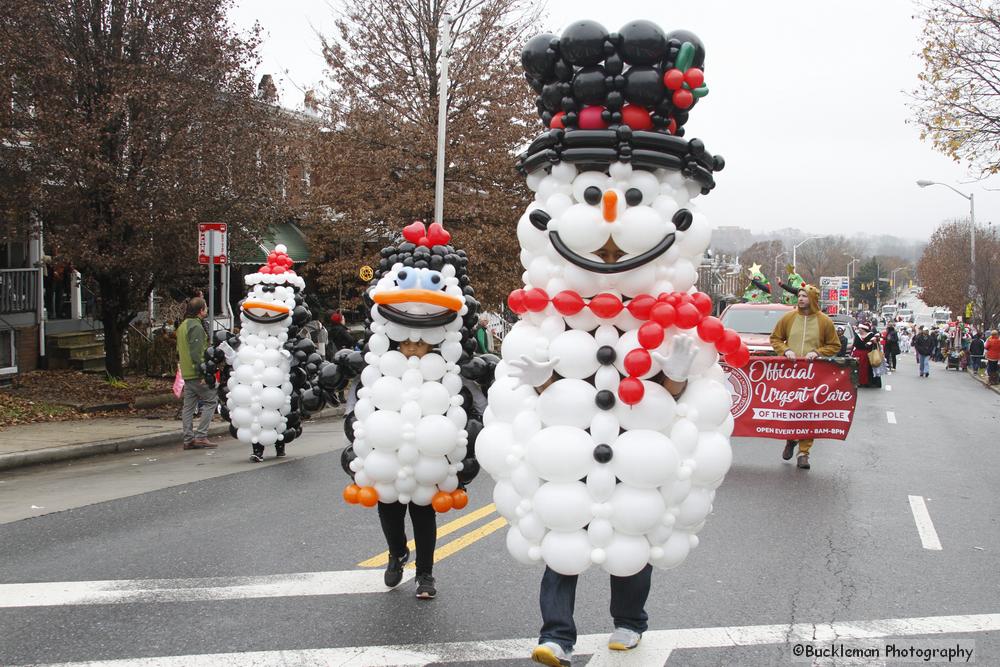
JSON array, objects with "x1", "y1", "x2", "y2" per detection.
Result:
[{"x1": 229, "y1": 0, "x2": 1000, "y2": 241}]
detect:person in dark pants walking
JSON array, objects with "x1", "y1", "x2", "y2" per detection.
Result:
[
  {"x1": 969, "y1": 331, "x2": 985, "y2": 376},
  {"x1": 537, "y1": 564, "x2": 653, "y2": 663},
  {"x1": 883, "y1": 324, "x2": 900, "y2": 371},
  {"x1": 379, "y1": 339, "x2": 439, "y2": 600}
]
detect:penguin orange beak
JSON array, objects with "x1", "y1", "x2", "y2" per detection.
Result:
[
  {"x1": 373, "y1": 289, "x2": 463, "y2": 312},
  {"x1": 241, "y1": 301, "x2": 290, "y2": 315},
  {"x1": 603, "y1": 190, "x2": 618, "y2": 222}
]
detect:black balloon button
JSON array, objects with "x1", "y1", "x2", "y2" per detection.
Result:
[
  {"x1": 593, "y1": 444, "x2": 613, "y2": 463},
  {"x1": 595, "y1": 389, "x2": 616, "y2": 410},
  {"x1": 596, "y1": 345, "x2": 616, "y2": 365}
]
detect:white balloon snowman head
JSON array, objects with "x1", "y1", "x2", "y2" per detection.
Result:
[{"x1": 517, "y1": 162, "x2": 717, "y2": 300}]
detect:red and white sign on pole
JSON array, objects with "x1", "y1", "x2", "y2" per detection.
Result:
[{"x1": 198, "y1": 223, "x2": 227, "y2": 265}]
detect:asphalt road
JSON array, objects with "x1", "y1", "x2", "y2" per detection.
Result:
[{"x1": 0, "y1": 352, "x2": 998, "y2": 666}]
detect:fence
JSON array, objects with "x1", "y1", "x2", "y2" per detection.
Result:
[
  {"x1": 0, "y1": 268, "x2": 39, "y2": 315},
  {"x1": 125, "y1": 326, "x2": 178, "y2": 377}
]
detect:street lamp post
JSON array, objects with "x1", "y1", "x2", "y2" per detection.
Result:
[
  {"x1": 792, "y1": 236, "x2": 821, "y2": 271},
  {"x1": 847, "y1": 258, "x2": 859, "y2": 312},
  {"x1": 433, "y1": 2, "x2": 484, "y2": 226},
  {"x1": 890, "y1": 267, "x2": 909, "y2": 301},
  {"x1": 774, "y1": 251, "x2": 788, "y2": 285},
  {"x1": 916, "y1": 180, "x2": 975, "y2": 315}
]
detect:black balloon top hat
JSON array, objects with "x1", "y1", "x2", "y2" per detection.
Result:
[{"x1": 518, "y1": 19, "x2": 724, "y2": 194}]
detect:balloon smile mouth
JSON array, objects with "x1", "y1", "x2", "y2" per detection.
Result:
[
  {"x1": 376, "y1": 304, "x2": 458, "y2": 328},
  {"x1": 241, "y1": 301, "x2": 290, "y2": 324},
  {"x1": 548, "y1": 231, "x2": 676, "y2": 274}
]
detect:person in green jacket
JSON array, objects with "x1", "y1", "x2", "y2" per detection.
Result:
[
  {"x1": 474, "y1": 314, "x2": 494, "y2": 354},
  {"x1": 176, "y1": 297, "x2": 218, "y2": 450}
]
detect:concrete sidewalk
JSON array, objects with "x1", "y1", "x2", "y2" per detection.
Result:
[{"x1": 0, "y1": 407, "x2": 344, "y2": 472}]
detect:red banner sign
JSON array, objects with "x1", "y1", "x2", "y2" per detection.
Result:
[{"x1": 722, "y1": 357, "x2": 857, "y2": 440}]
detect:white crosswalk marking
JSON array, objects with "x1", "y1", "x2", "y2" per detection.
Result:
[
  {"x1": 20, "y1": 613, "x2": 999, "y2": 666},
  {"x1": 0, "y1": 569, "x2": 410, "y2": 608}
]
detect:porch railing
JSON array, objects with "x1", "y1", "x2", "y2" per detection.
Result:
[{"x1": 0, "y1": 268, "x2": 40, "y2": 315}]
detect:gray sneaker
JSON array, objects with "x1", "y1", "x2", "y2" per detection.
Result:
[
  {"x1": 607, "y1": 627, "x2": 642, "y2": 651},
  {"x1": 531, "y1": 641, "x2": 572, "y2": 666}
]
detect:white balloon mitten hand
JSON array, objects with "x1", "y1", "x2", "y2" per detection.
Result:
[
  {"x1": 508, "y1": 354, "x2": 560, "y2": 387},
  {"x1": 652, "y1": 334, "x2": 697, "y2": 383}
]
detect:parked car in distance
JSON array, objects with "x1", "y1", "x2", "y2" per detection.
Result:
[
  {"x1": 897, "y1": 308, "x2": 914, "y2": 323},
  {"x1": 719, "y1": 303, "x2": 793, "y2": 355}
]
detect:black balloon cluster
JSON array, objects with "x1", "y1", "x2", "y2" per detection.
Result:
[
  {"x1": 517, "y1": 20, "x2": 724, "y2": 194},
  {"x1": 203, "y1": 294, "x2": 332, "y2": 446},
  {"x1": 523, "y1": 20, "x2": 707, "y2": 135}
]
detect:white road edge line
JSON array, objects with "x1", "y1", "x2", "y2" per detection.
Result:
[
  {"x1": 908, "y1": 495, "x2": 943, "y2": 551},
  {"x1": 21, "y1": 613, "x2": 1000, "y2": 666},
  {"x1": 0, "y1": 570, "x2": 413, "y2": 608},
  {"x1": 886, "y1": 411, "x2": 897, "y2": 424}
]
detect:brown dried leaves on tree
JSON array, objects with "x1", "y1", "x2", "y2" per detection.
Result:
[
  {"x1": 917, "y1": 220, "x2": 1000, "y2": 326},
  {"x1": 0, "y1": 0, "x2": 310, "y2": 376},
  {"x1": 306, "y1": 0, "x2": 543, "y2": 309},
  {"x1": 911, "y1": 0, "x2": 1000, "y2": 175}
]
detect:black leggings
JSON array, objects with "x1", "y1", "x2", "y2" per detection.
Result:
[
  {"x1": 377, "y1": 501, "x2": 437, "y2": 575},
  {"x1": 887, "y1": 351, "x2": 897, "y2": 369}
]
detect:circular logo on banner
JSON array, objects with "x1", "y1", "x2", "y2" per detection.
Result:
[
  {"x1": 359, "y1": 265, "x2": 374, "y2": 281},
  {"x1": 721, "y1": 363, "x2": 752, "y2": 418}
]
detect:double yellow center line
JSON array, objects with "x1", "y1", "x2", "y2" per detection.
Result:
[{"x1": 357, "y1": 503, "x2": 507, "y2": 569}]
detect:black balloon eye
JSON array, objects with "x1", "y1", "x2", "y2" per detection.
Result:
[
  {"x1": 673, "y1": 208, "x2": 693, "y2": 231},
  {"x1": 625, "y1": 188, "x2": 642, "y2": 206},
  {"x1": 529, "y1": 209, "x2": 551, "y2": 231},
  {"x1": 584, "y1": 186, "x2": 602, "y2": 205}
]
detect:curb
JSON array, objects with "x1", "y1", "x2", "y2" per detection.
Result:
[
  {"x1": 0, "y1": 406, "x2": 344, "y2": 473},
  {"x1": 968, "y1": 369, "x2": 1000, "y2": 395}
]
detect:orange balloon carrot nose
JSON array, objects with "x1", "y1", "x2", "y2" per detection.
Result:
[{"x1": 603, "y1": 190, "x2": 618, "y2": 222}]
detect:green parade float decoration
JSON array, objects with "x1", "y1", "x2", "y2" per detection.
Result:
[{"x1": 742, "y1": 263, "x2": 772, "y2": 303}]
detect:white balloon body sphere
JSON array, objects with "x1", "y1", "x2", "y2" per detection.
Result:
[{"x1": 479, "y1": 161, "x2": 733, "y2": 576}]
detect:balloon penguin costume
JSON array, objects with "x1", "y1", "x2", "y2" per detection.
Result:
[
  {"x1": 204, "y1": 244, "x2": 326, "y2": 462},
  {"x1": 477, "y1": 20, "x2": 749, "y2": 577},
  {"x1": 340, "y1": 222, "x2": 495, "y2": 512}
]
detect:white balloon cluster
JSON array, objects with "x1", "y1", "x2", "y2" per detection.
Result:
[
  {"x1": 227, "y1": 253, "x2": 305, "y2": 448},
  {"x1": 347, "y1": 262, "x2": 471, "y2": 507},
  {"x1": 478, "y1": 163, "x2": 733, "y2": 576}
]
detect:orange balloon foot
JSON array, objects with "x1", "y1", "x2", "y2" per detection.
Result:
[
  {"x1": 431, "y1": 490, "x2": 454, "y2": 513},
  {"x1": 451, "y1": 489, "x2": 469, "y2": 510},
  {"x1": 357, "y1": 486, "x2": 379, "y2": 507},
  {"x1": 343, "y1": 484, "x2": 361, "y2": 504}
]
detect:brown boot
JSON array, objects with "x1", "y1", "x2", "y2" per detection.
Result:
[
  {"x1": 192, "y1": 438, "x2": 218, "y2": 448},
  {"x1": 183, "y1": 441, "x2": 208, "y2": 450},
  {"x1": 782, "y1": 441, "x2": 797, "y2": 461},
  {"x1": 797, "y1": 454, "x2": 810, "y2": 470}
]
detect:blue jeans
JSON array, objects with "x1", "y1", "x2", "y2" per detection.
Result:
[
  {"x1": 538, "y1": 564, "x2": 653, "y2": 652},
  {"x1": 918, "y1": 353, "x2": 931, "y2": 376},
  {"x1": 970, "y1": 356, "x2": 983, "y2": 374}
]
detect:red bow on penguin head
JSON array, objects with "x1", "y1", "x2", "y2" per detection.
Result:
[{"x1": 402, "y1": 220, "x2": 451, "y2": 247}]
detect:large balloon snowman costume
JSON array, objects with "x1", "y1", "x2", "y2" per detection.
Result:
[
  {"x1": 342, "y1": 222, "x2": 491, "y2": 512},
  {"x1": 478, "y1": 20, "x2": 749, "y2": 577},
  {"x1": 205, "y1": 245, "x2": 325, "y2": 462}
]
